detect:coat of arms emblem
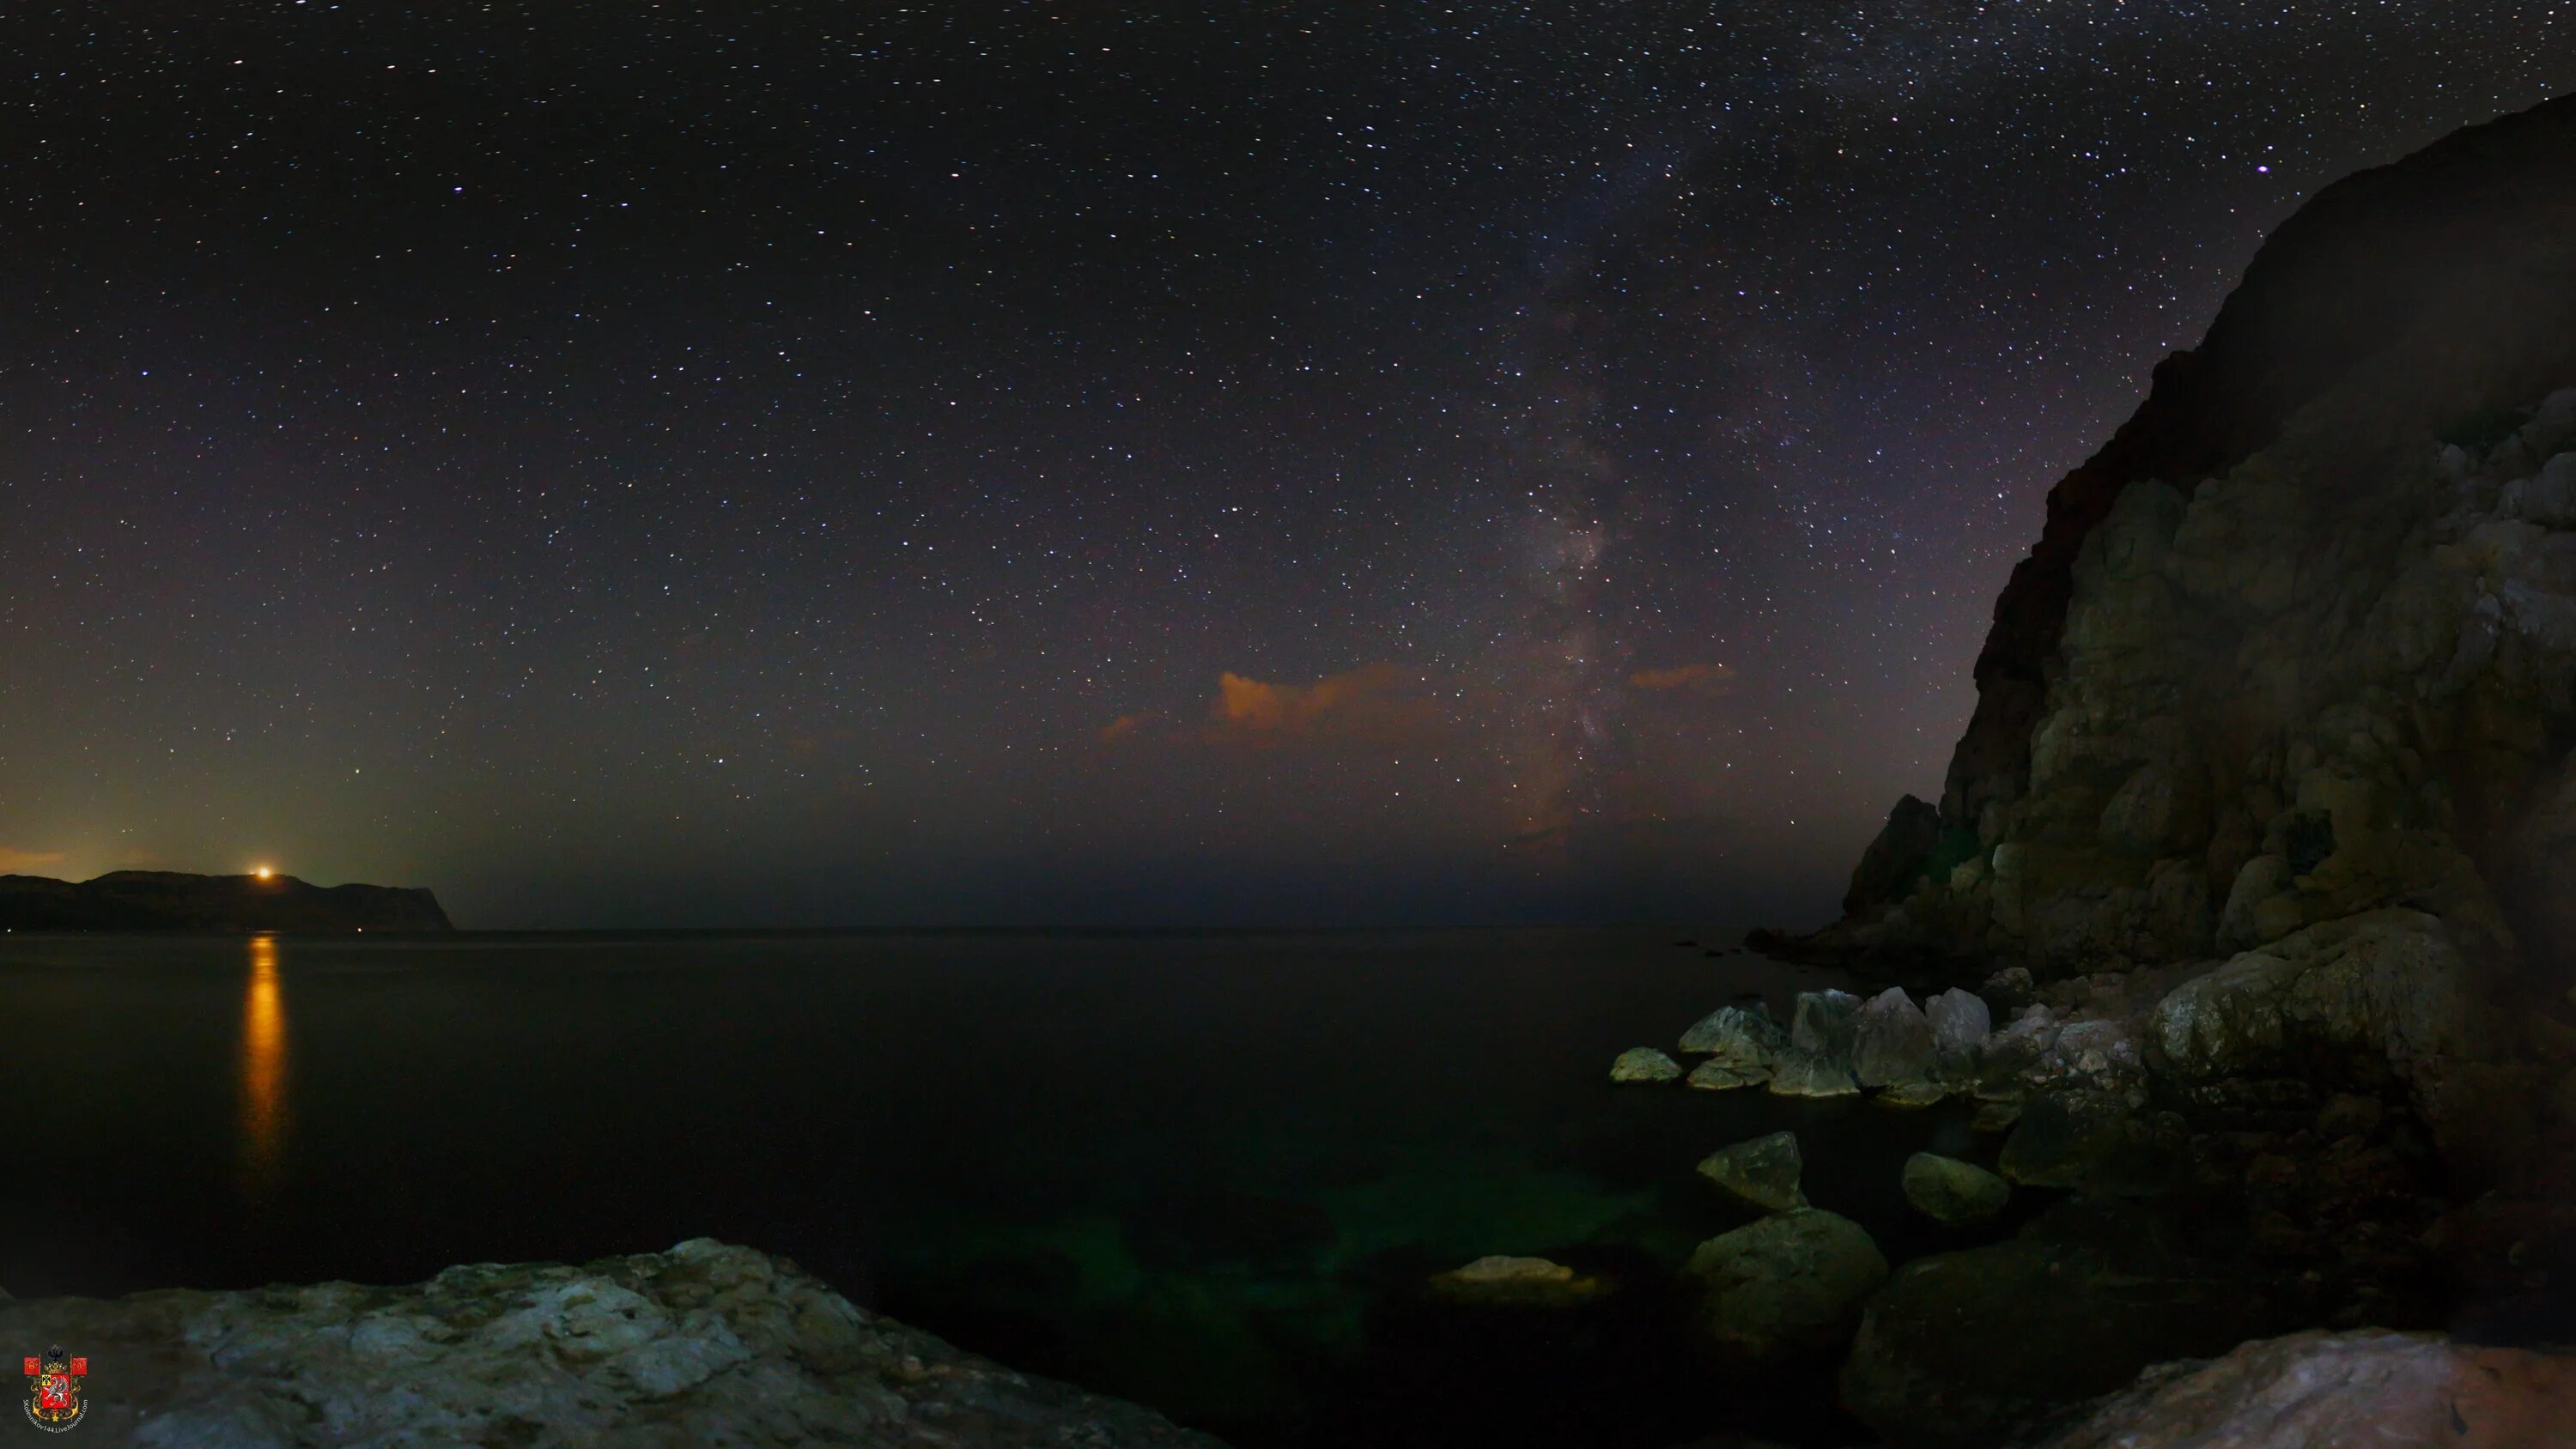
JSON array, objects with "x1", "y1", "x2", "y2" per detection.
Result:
[{"x1": 22, "y1": 1345, "x2": 86, "y2": 1432}]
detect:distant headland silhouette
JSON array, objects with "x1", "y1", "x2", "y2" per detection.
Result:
[{"x1": 0, "y1": 870, "x2": 453, "y2": 933}]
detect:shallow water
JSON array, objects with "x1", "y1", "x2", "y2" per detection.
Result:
[{"x1": 0, "y1": 928, "x2": 2025, "y2": 1446}]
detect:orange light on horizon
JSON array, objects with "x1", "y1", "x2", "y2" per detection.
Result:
[{"x1": 253, "y1": 866, "x2": 274, "y2": 880}]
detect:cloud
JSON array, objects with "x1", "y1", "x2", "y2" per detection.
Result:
[
  {"x1": 1628, "y1": 662, "x2": 1729, "y2": 694},
  {"x1": 1205, "y1": 664, "x2": 1447, "y2": 749},
  {"x1": 0, "y1": 848, "x2": 67, "y2": 876},
  {"x1": 1095, "y1": 664, "x2": 1450, "y2": 751}
]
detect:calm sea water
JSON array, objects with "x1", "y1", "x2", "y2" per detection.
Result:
[{"x1": 0, "y1": 928, "x2": 2014, "y2": 1447}]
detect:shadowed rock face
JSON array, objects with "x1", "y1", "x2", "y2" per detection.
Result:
[
  {"x1": 1767, "y1": 91, "x2": 2576, "y2": 1185},
  {"x1": 0, "y1": 1239, "x2": 1224, "y2": 1448},
  {"x1": 1942, "y1": 92, "x2": 2576, "y2": 847},
  {"x1": 0, "y1": 870, "x2": 453, "y2": 932}
]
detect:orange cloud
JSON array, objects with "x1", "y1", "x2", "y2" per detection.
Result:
[
  {"x1": 1097, "y1": 712, "x2": 1151, "y2": 744},
  {"x1": 1629, "y1": 663, "x2": 1729, "y2": 694},
  {"x1": 1206, "y1": 664, "x2": 1445, "y2": 749},
  {"x1": 0, "y1": 848, "x2": 67, "y2": 876}
]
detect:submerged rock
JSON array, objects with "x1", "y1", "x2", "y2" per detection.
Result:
[
  {"x1": 1684, "y1": 1209, "x2": 1888, "y2": 1371},
  {"x1": 1610, "y1": 1046, "x2": 1683, "y2": 1082},
  {"x1": 1841, "y1": 1201, "x2": 2300, "y2": 1448},
  {"x1": 1852, "y1": 988, "x2": 1938, "y2": 1088},
  {"x1": 1901, "y1": 1153, "x2": 2010, "y2": 1224},
  {"x1": 1429, "y1": 1255, "x2": 1610, "y2": 1307},
  {"x1": 1680, "y1": 1003, "x2": 1787, "y2": 1069},
  {"x1": 2033, "y1": 1329, "x2": 2576, "y2": 1449},
  {"x1": 1697, "y1": 1131, "x2": 1807, "y2": 1214},
  {"x1": 1765, "y1": 1047, "x2": 1860, "y2": 1099},
  {"x1": 0, "y1": 1238, "x2": 1224, "y2": 1447}
]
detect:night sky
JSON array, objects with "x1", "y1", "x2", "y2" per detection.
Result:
[{"x1": 3, "y1": 4, "x2": 2569, "y2": 928}]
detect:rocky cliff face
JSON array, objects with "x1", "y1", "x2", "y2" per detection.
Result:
[
  {"x1": 0, "y1": 1239, "x2": 1223, "y2": 1448},
  {"x1": 0, "y1": 871, "x2": 453, "y2": 933},
  {"x1": 1774, "y1": 94, "x2": 2576, "y2": 1170},
  {"x1": 1741, "y1": 93, "x2": 2576, "y2": 1446}
]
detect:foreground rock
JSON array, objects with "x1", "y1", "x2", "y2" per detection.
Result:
[
  {"x1": 1428, "y1": 1255, "x2": 1609, "y2": 1308},
  {"x1": 1683, "y1": 1209, "x2": 1886, "y2": 1372},
  {"x1": 1841, "y1": 1202, "x2": 2303, "y2": 1448},
  {"x1": 2036, "y1": 1329, "x2": 2576, "y2": 1449},
  {"x1": 1609, "y1": 1046, "x2": 1683, "y2": 1082},
  {"x1": 0, "y1": 1239, "x2": 1224, "y2": 1447},
  {"x1": 1696, "y1": 1131, "x2": 1807, "y2": 1214},
  {"x1": 1899, "y1": 1153, "x2": 2009, "y2": 1225}
]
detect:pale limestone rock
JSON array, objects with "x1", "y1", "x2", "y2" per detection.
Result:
[{"x1": 0, "y1": 1240, "x2": 1222, "y2": 1448}]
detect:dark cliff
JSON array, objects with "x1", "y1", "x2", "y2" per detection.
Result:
[
  {"x1": 1805, "y1": 92, "x2": 2576, "y2": 954},
  {"x1": 0, "y1": 870, "x2": 454, "y2": 933}
]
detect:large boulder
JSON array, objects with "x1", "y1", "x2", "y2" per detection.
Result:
[
  {"x1": 1790, "y1": 990, "x2": 1862, "y2": 1062},
  {"x1": 2033, "y1": 1329, "x2": 2576, "y2": 1449},
  {"x1": 1900, "y1": 1153, "x2": 2010, "y2": 1225},
  {"x1": 1698, "y1": 1131, "x2": 1807, "y2": 1214},
  {"x1": 1840, "y1": 1202, "x2": 2305, "y2": 1448},
  {"x1": 1684, "y1": 1209, "x2": 1888, "y2": 1371},
  {"x1": 1680, "y1": 1003, "x2": 1787, "y2": 1069},
  {"x1": 0, "y1": 1239, "x2": 1224, "y2": 1447},
  {"x1": 1852, "y1": 988, "x2": 1938, "y2": 1088},
  {"x1": 1924, "y1": 988, "x2": 1992, "y2": 1067},
  {"x1": 2147, "y1": 909, "x2": 2517, "y2": 1177},
  {"x1": 1765, "y1": 1047, "x2": 1860, "y2": 1099}
]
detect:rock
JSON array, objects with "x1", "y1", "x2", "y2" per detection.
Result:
[
  {"x1": 1679, "y1": 1003, "x2": 1787, "y2": 1069},
  {"x1": 1982, "y1": 967, "x2": 2037, "y2": 1014},
  {"x1": 1789, "y1": 989, "x2": 1862, "y2": 1061},
  {"x1": 1682, "y1": 1209, "x2": 1888, "y2": 1371},
  {"x1": 1874, "y1": 1078, "x2": 1950, "y2": 1108},
  {"x1": 1971, "y1": 1101, "x2": 2023, "y2": 1133},
  {"x1": 1841, "y1": 1201, "x2": 2303, "y2": 1448},
  {"x1": 1997, "y1": 1089, "x2": 2183, "y2": 1196},
  {"x1": 1765, "y1": 1047, "x2": 1860, "y2": 1099},
  {"x1": 1843, "y1": 794, "x2": 1948, "y2": 918},
  {"x1": 1851, "y1": 988, "x2": 1938, "y2": 1088},
  {"x1": 1428, "y1": 1255, "x2": 1610, "y2": 1307},
  {"x1": 1610, "y1": 1046, "x2": 1683, "y2": 1082},
  {"x1": 1901, "y1": 1153, "x2": 2011, "y2": 1224},
  {"x1": 2032, "y1": 1329, "x2": 2576, "y2": 1449},
  {"x1": 1686, "y1": 1059, "x2": 1768, "y2": 1091},
  {"x1": 0, "y1": 1239, "x2": 1223, "y2": 1447},
  {"x1": 2154, "y1": 916, "x2": 2514, "y2": 1179},
  {"x1": 1924, "y1": 987, "x2": 1992, "y2": 1064},
  {"x1": 1697, "y1": 1131, "x2": 1807, "y2": 1214}
]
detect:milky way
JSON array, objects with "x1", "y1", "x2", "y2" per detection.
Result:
[{"x1": 3, "y1": 3, "x2": 2570, "y2": 925}]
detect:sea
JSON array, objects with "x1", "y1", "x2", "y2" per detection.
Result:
[{"x1": 0, "y1": 927, "x2": 2019, "y2": 1447}]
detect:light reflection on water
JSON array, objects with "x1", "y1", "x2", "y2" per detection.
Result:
[{"x1": 238, "y1": 934, "x2": 287, "y2": 1198}]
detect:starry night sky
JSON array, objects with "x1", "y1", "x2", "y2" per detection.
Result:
[{"x1": 3, "y1": 3, "x2": 2569, "y2": 927}]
